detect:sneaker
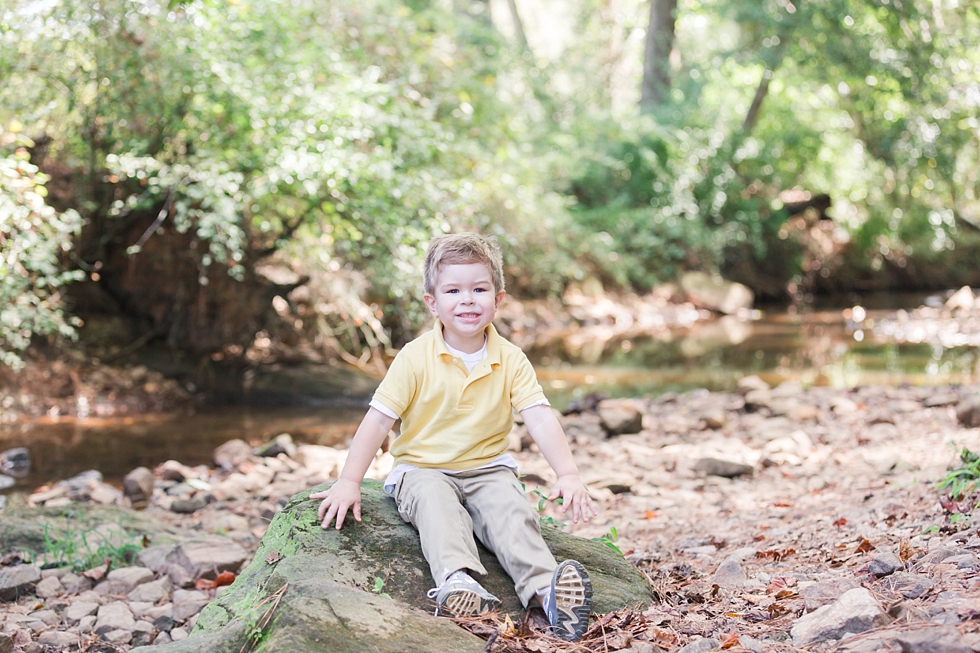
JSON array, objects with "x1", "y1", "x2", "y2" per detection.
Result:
[
  {"x1": 426, "y1": 572, "x2": 501, "y2": 617},
  {"x1": 544, "y1": 560, "x2": 592, "y2": 641}
]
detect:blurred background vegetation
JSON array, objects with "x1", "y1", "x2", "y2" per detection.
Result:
[{"x1": 1, "y1": 0, "x2": 979, "y2": 371}]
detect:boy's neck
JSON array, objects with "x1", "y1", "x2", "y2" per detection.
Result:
[{"x1": 441, "y1": 325, "x2": 487, "y2": 354}]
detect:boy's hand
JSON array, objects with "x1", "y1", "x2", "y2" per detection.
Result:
[
  {"x1": 311, "y1": 478, "x2": 362, "y2": 530},
  {"x1": 548, "y1": 474, "x2": 598, "y2": 524}
]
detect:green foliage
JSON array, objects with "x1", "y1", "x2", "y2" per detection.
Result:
[
  {"x1": 34, "y1": 517, "x2": 144, "y2": 572},
  {"x1": 371, "y1": 576, "x2": 391, "y2": 599},
  {"x1": 939, "y1": 448, "x2": 980, "y2": 503},
  {"x1": 592, "y1": 526, "x2": 622, "y2": 555},
  {"x1": 0, "y1": 142, "x2": 84, "y2": 369},
  {"x1": 532, "y1": 489, "x2": 567, "y2": 529}
]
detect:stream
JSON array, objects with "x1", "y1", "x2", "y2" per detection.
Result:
[{"x1": 1, "y1": 299, "x2": 977, "y2": 491}]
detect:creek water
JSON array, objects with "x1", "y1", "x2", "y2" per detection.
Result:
[{"x1": 1, "y1": 300, "x2": 977, "y2": 491}]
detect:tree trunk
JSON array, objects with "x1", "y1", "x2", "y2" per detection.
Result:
[
  {"x1": 640, "y1": 0, "x2": 677, "y2": 111},
  {"x1": 505, "y1": 0, "x2": 530, "y2": 54}
]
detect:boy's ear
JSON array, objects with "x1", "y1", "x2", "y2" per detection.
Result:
[
  {"x1": 495, "y1": 290, "x2": 506, "y2": 307},
  {"x1": 423, "y1": 293, "x2": 438, "y2": 314}
]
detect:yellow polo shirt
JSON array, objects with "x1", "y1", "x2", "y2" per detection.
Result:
[{"x1": 373, "y1": 322, "x2": 547, "y2": 471}]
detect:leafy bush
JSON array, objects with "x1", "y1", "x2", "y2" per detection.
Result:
[{"x1": 0, "y1": 143, "x2": 83, "y2": 368}]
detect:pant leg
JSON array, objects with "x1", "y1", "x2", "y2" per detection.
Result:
[
  {"x1": 457, "y1": 466, "x2": 557, "y2": 606},
  {"x1": 394, "y1": 468, "x2": 487, "y2": 586}
]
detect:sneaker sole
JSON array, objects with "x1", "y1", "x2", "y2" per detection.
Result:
[
  {"x1": 550, "y1": 560, "x2": 592, "y2": 641},
  {"x1": 440, "y1": 589, "x2": 500, "y2": 617}
]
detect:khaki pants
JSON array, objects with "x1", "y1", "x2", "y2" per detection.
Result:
[{"x1": 395, "y1": 465, "x2": 557, "y2": 607}]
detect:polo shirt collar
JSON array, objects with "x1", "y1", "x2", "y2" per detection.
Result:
[{"x1": 432, "y1": 321, "x2": 502, "y2": 367}]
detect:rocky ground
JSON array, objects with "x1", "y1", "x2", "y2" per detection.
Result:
[{"x1": 2, "y1": 376, "x2": 980, "y2": 652}]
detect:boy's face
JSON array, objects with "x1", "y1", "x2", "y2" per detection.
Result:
[{"x1": 423, "y1": 262, "x2": 505, "y2": 353}]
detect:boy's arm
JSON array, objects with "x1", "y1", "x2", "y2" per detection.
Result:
[
  {"x1": 520, "y1": 404, "x2": 597, "y2": 524},
  {"x1": 310, "y1": 406, "x2": 396, "y2": 530}
]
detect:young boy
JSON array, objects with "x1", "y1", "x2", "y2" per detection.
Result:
[{"x1": 310, "y1": 233, "x2": 597, "y2": 641}]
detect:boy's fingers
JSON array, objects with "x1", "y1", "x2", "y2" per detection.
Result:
[
  {"x1": 353, "y1": 502, "x2": 362, "y2": 522},
  {"x1": 320, "y1": 503, "x2": 337, "y2": 529}
]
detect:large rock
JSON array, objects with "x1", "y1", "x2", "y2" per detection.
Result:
[
  {"x1": 124, "y1": 467, "x2": 156, "y2": 508},
  {"x1": 679, "y1": 271, "x2": 754, "y2": 315},
  {"x1": 597, "y1": 399, "x2": 644, "y2": 436},
  {"x1": 956, "y1": 396, "x2": 980, "y2": 428},
  {"x1": 791, "y1": 587, "x2": 887, "y2": 645},
  {"x1": 0, "y1": 564, "x2": 40, "y2": 601},
  {"x1": 134, "y1": 480, "x2": 654, "y2": 652}
]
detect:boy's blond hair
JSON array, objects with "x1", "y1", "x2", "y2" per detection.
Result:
[{"x1": 423, "y1": 233, "x2": 505, "y2": 296}]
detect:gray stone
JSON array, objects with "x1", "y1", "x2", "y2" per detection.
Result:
[
  {"x1": 124, "y1": 467, "x2": 156, "y2": 508},
  {"x1": 940, "y1": 553, "x2": 980, "y2": 570},
  {"x1": 94, "y1": 601, "x2": 135, "y2": 635},
  {"x1": 37, "y1": 631, "x2": 80, "y2": 649},
  {"x1": 680, "y1": 271, "x2": 753, "y2": 314},
  {"x1": 0, "y1": 447, "x2": 30, "y2": 474},
  {"x1": 693, "y1": 457, "x2": 754, "y2": 478},
  {"x1": 0, "y1": 563, "x2": 40, "y2": 601},
  {"x1": 171, "y1": 498, "x2": 207, "y2": 514},
  {"x1": 0, "y1": 631, "x2": 12, "y2": 653},
  {"x1": 64, "y1": 601, "x2": 100, "y2": 625},
  {"x1": 957, "y1": 397, "x2": 980, "y2": 428},
  {"x1": 103, "y1": 629, "x2": 134, "y2": 645},
  {"x1": 61, "y1": 571, "x2": 93, "y2": 595},
  {"x1": 868, "y1": 552, "x2": 904, "y2": 577},
  {"x1": 255, "y1": 433, "x2": 297, "y2": 458},
  {"x1": 173, "y1": 589, "x2": 211, "y2": 622},
  {"x1": 737, "y1": 375, "x2": 769, "y2": 395},
  {"x1": 597, "y1": 399, "x2": 643, "y2": 436},
  {"x1": 924, "y1": 392, "x2": 960, "y2": 407},
  {"x1": 0, "y1": 475, "x2": 13, "y2": 491},
  {"x1": 702, "y1": 409, "x2": 727, "y2": 429},
  {"x1": 894, "y1": 625, "x2": 973, "y2": 653},
  {"x1": 791, "y1": 587, "x2": 887, "y2": 645},
  {"x1": 678, "y1": 638, "x2": 720, "y2": 653},
  {"x1": 212, "y1": 439, "x2": 252, "y2": 469},
  {"x1": 166, "y1": 538, "x2": 249, "y2": 587},
  {"x1": 138, "y1": 545, "x2": 175, "y2": 573},
  {"x1": 879, "y1": 571, "x2": 934, "y2": 599},
  {"x1": 133, "y1": 578, "x2": 488, "y2": 653},
  {"x1": 128, "y1": 576, "x2": 174, "y2": 603},
  {"x1": 133, "y1": 620, "x2": 157, "y2": 646},
  {"x1": 712, "y1": 556, "x2": 746, "y2": 589},
  {"x1": 107, "y1": 566, "x2": 154, "y2": 591},
  {"x1": 34, "y1": 574, "x2": 63, "y2": 598},
  {"x1": 29, "y1": 608, "x2": 60, "y2": 626},
  {"x1": 132, "y1": 480, "x2": 653, "y2": 653},
  {"x1": 58, "y1": 469, "x2": 102, "y2": 494}
]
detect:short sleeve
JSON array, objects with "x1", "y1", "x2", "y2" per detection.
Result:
[
  {"x1": 372, "y1": 348, "x2": 418, "y2": 417},
  {"x1": 510, "y1": 351, "x2": 548, "y2": 412}
]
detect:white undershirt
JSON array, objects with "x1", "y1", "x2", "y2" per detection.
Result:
[{"x1": 369, "y1": 336, "x2": 549, "y2": 493}]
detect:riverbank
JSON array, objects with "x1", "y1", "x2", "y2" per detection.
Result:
[
  {"x1": 3, "y1": 285, "x2": 977, "y2": 425},
  {"x1": 2, "y1": 379, "x2": 980, "y2": 651}
]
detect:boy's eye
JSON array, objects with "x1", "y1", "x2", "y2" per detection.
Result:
[{"x1": 448, "y1": 289, "x2": 459, "y2": 294}]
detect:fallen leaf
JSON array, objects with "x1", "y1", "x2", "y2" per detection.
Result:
[
  {"x1": 644, "y1": 510, "x2": 658, "y2": 519},
  {"x1": 773, "y1": 501, "x2": 793, "y2": 507},
  {"x1": 757, "y1": 548, "x2": 797, "y2": 562},
  {"x1": 939, "y1": 495, "x2": 960, "y2": 513},
  {"x1": 855, "y1": 537, "x2": 875, "y2": 553},
  {"x1": 266, "y1": 550, "x2": 283, "y2": 564},
  {"x1": 195, "y1": 578, "x2": 216, "y2": 590},
  {"x1": 766, "y1": 576, "x2": 797, "y2": 594},
  {"x1": 82, "y1": 559, "x2": 111, "y2": 582},
  {"x1": 214, "y1": 571, "x2": 236, "y2": 587},
  {"x1": 833, "y1": 517, "x2": 848, "y2": 527},
  {"x1": 721, "y1": 632, "x2": 740, "y2": 648}
]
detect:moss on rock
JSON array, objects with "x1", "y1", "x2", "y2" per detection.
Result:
[{"x1": 136, "y1": 480, "x2": 654, "y2": 652}]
